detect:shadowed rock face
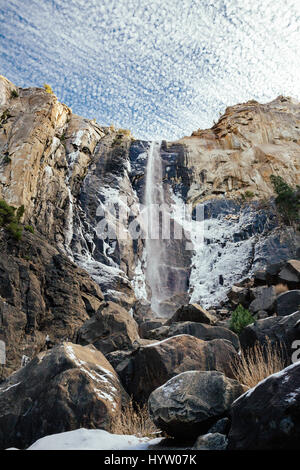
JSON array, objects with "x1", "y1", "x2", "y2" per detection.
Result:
[
  {"x1": 276, "y1": 290, "x2": 300, "y2": 316},
  {"x1": 144, "y1": 321, "x2": 240, "y2": 351},
  {"x1": 0, "y1": 343, "x2": 127, "y2": 450},
  {"x1": 116, "y1": 334, "x2": 239, "y2": 403},
  {"x1": 0, "y1": 231, "x2": 104, "y2": 379},
  {"x1": 194, "y1": 433, "x2": 228, "y2": 450},
  {"x1": 228, "y1": 362, "x2": 300, "y2": 450},
  {"x1": 239, "y1": 310, "x2": 300, "y2": 358}
]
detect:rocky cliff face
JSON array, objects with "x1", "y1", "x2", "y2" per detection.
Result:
[
  {"x1": 0, "y1": 75, "x2": 299, "y2": 379},
  {"x1": 181, "y1": 96, "x2": 300, "y2": 203}
]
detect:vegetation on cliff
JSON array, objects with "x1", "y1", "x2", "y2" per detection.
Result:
[
  {"x1": 270, "y1": 174, "x2": 300, "y2": 225},
  {"x1": 43, "y1": 83, "x2": 53, "y2": 94},
  {"x1": 0, "y1": 200, "x2": 33, "y2": 240}
]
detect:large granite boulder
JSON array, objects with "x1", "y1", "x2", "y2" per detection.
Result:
[
  {"x1": 118, "y1": 335, "x2": 239, "y2": 402},
  {"x1": 148, "y1": 370, "x2": 244, "y2": 437},
  {"x1": 77, "y1": 301, "x2": 140, "y2": 355},
  {"x1": 166, "y1": 304, "x2": 217, "y2": 325},
  {"x1": 276, "y1": 290, "x2": 300, "y2": 316},
  {"x1": 239, "y1": 311, "x2": 300, "y2": 358},
  {"x1": 145, "y1": 322, "x2": 240, "y2": 351},
  {"x1": 0, "y1": 343, "x2": 126, "y2": 449},
  {"x1": 249, "y1": 286, "x2": 276, "y2": 314},
  {"x1": 228, "y1": 362, "x2": 300, "y2": 450}
]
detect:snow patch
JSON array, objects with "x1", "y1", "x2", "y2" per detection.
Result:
[
  {"x1": 143, "y1": 334, "x2": 192, "y2": 348},
  {"x1": 64, "y1": 344, "x2": 118, "y2": 409},
  {"x1": 26, "y1": 428, "x2": 163, "y2": 450},
  {"x1": 189, "y1": 203, "x2": 264, "y2": 308},
  {"x1": 0, "y1": 382, "x2": 21, "y2": 394},
  {"x1": 132, "y1": 255, "x2": 147, "y2": 301}
]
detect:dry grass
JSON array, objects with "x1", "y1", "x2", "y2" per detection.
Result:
[
  {"x1": 275, "y1": 283, "x2": 289, "y2": 294},
  {"x1": 232, "y1": 338, "x2": 286, "y2": 389},
  {"x1": 111, "y1": 399, "x2": 162, "y2": 438}
]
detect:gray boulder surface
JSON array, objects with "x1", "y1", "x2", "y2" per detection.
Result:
[
  {"x1": 228, "y1": 362, "x2": 300, "y2": 450},
  {"x1": 0, "y1": 343, "x2": 126, "y2": 449},
  {"x1": 118, "y1": 335, "x2": 240, "y2": 402},
  {"x1": 148, "y1": 370, "x2": 244, "y2": 437}
]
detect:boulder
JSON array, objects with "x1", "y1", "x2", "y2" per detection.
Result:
[
  {"x1": 256, "y1": 310, "x2": 269, "y2": 320},
  {"x1": 228, "y1": 362, "x2": 300, "y2": 449},
  {"x1": 239, "y1": 310, "x2": 300, "y2": 358},
  {"x1": 216, "y1": 319, "x2": 231, "y2": 329},
  {"x1": 146, "y1": 322, "x2": 240, "y2": 351},
  {"x1": 0, "y1": 343, "x2": 126, "y2": 449},
  {"x1": 148, "y1": 370, "x2": 244, "y2": 437},
  {"x1": 278, "y1": 260, "x2": 300, "y2": 288},
  {"x1": 207, "y1": 417, "x2": 230, "y2": 435},
  {"x1": 77, "y1": 301, "x2": 140, "y2": 354},
  {"x1": 166, "y1": 304, "x2": 217, "y2": 325},
  {"x1": 227, "y1": 286, "x2": 250, "y2": 306},
  {"x1": 276, "y1": 290, "x2": 300, "y2": 316},
  {"x1": 105, "y1": 349, "x2": 135, "y2": 372},
  {"x1": 118, "y1": 335, "x2": 239, "y2": 402},
  {"x1": 249, "y1": 286, "x2": 276, "y2": 314},
  {"x1": 253, "y1": 270, "x2": 267, "y2": 285},
  {"x1": 132, "y1": 300, "x2": 154, "y2": 325},
  {"x1": 105, "y1": 338, "x2": 157, "y2": 372},
  {"x1": 233, "y1": 278, "x2": 254, "y2": 289},
  {"x1": 265, "y1": 261, "x2": 285, "y2": 283},
  {"x1": 139, "y1": 319, "x2": 166, "y2": 338},
  {"x1": 194, "y1": 433, "x2": 228, "y2": 450},
  {"x1": 157, "y1": 293, "x2": 191, "y2": 318}
]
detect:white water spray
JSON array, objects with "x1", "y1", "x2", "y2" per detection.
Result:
[
  {"x1": 144, "y1": 141, "x2": 192, "y2": 316},
  {"x1": 144, "y1": 141, "x2": 165, "y2": 314}
]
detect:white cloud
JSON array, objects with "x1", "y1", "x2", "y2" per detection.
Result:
[{"x1": 0, "y1": 0, "x2": 299, "y2": 140}]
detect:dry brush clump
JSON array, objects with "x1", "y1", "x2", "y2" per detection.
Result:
[
  {"x1": 232, "y1": 338, "x2": 286, "y2": 389},
  {"x1": 111, "y1": 399, "x2": 162, "y2": 438}
]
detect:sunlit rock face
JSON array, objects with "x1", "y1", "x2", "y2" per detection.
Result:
[
  {"x1": 0, "y1": 75, "x2": 299, "y2": 321},
  {"x1": 179, "y1": 96, "x2": 300, "y2": 204}
]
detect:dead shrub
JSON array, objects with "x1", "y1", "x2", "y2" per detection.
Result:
[
  {"x1": 111, "y1": 399, "x2": 162, "y2": 438},
  {"x1": 232, "y1": 338, "x2": 286, "y2": 389}
]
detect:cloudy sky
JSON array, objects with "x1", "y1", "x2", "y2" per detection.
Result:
[{"x1": 0, "y1": 0, "x2": 299, "y2": 140}]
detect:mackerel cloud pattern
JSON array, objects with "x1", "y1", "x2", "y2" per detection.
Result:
[{"x1": 0, "y1": 0, "x2": 299, "y2": 139}]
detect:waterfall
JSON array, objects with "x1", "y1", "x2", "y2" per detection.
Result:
[
  {"x1": 144, "y1": 141, "x2": 164, "y2": 315},
  {"x1": 144, "y1": 141, "x2": 191, "y2": 316}
]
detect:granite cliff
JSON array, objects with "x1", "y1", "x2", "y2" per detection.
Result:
[{"x1": 0, "y1": 75, "x2": 299, "y2": 382}]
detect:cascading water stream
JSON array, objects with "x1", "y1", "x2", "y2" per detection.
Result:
[
  {"x1": 144, "y1": 141, "x2": 191, "y2": 316},
  {"x1": 144, "y1": 141, "x2": 165, "y2": 315}
]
